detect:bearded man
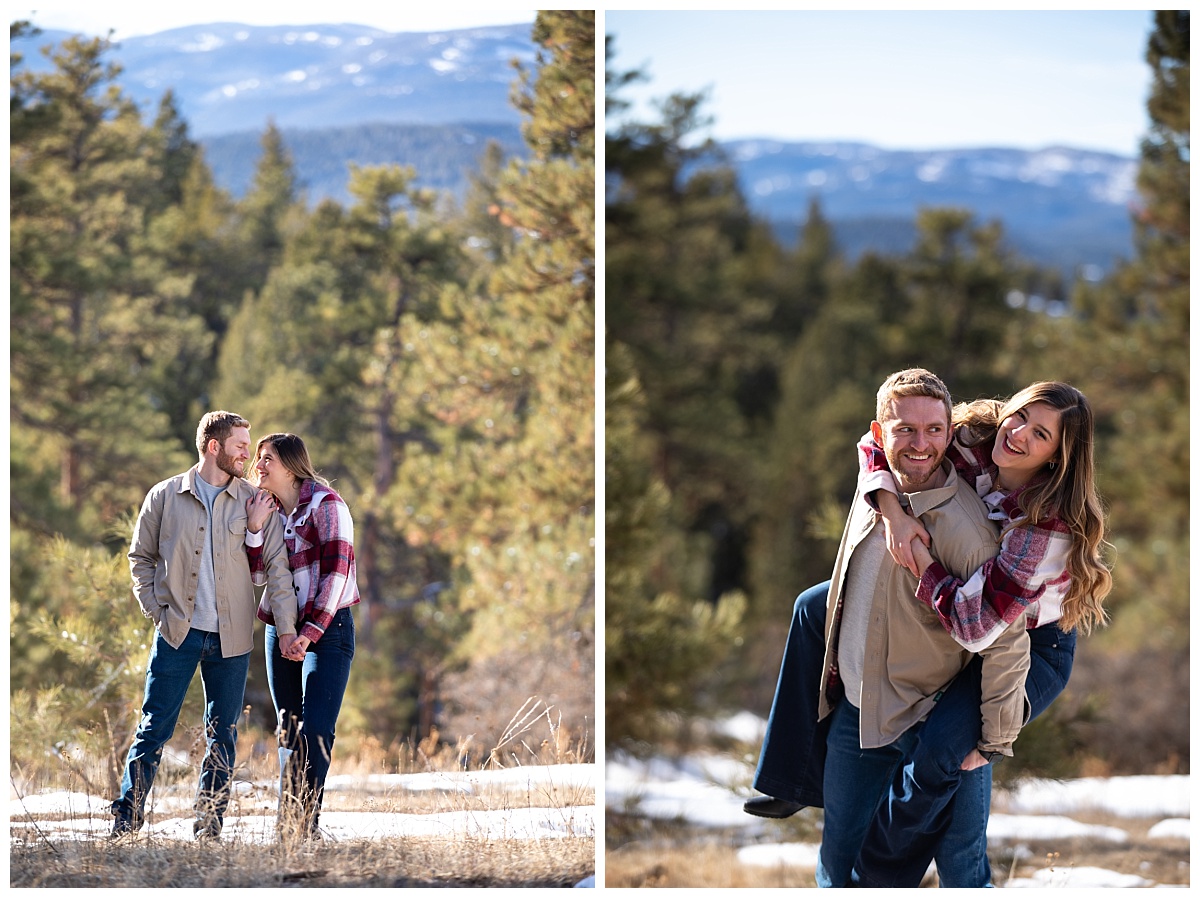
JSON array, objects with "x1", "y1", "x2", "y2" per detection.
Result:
[{"x1": 111, "y1": 411, "x2": 292, "y2": 840}]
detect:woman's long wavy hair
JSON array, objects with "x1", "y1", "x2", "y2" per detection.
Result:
[{"x1": 955, "y1": 382, "x2": 1112, "y2": 634}]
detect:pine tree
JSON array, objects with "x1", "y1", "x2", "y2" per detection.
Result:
[
  {"x1": 374, "y1": 11, "x2": 598, "y2": 747},
  {"x1": 604, "y1": 343, "x2": 745, "y2": 752},
  {"x1": 236, "y1": 122, "x2": 301, "y2": 286},
  {"x1": 10, "y1": 32, "x2": 197, "y2": 538},
  {"x1": 606, "y1": 87, "x2": 781, "y2": 608}
]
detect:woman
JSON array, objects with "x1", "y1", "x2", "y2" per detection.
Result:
[
  {"x1": 849, "y1": 381, "x2": 1112, "y2": 886},
  {"x1": 245, "y1": 433, "x2": 359, "y2": 842}
]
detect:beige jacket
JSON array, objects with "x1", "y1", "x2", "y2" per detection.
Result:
[
  {"x1": 817, "y1": 462, "x2": 1031, "y2": 755},
  {"x1": 128, "y1": 465, "x2": 292, "y2": 657}
]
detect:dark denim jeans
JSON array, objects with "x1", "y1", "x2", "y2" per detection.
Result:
[
  {"x1": 265, "y1": 607, "x2": 355, "y2": 812},
  {"x1": 112, "y1": 629, "x2": 250, "y2": 831},
  {"x1": 751, "y1": 581, "x2": 831, "y2": 807},
  {"x1": 750, "y1": 582, "x2": 1078, "y2": 885},
  {"x1": 816, "y1": 699, "x2": 920, "y2": 886},
  {"x1": 852, "y1": 622, "x2": 1077, "y2": 887}
]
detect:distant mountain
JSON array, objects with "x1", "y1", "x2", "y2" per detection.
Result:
[
  {"x1": 15, "y1": 22, "x2": 1139, "y2": 274},
  {"x1": 12, "y1": 21, "x2": 535, "y2": 206},
  {"x1": 720, "y1": 140, "x2": 1138, "y2": 277},
  {"x1": 12, "y1": 21, "x2": 535, "y2": 136},
  {"x1": 202, "y1": 121, "x2": 526, "y2": 206}
]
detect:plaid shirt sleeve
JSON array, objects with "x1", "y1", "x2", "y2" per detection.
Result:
[
  {"x1": 858, "y1": 432, "x2": 897, "y2": 510},
  {"x1": 297, "y1": 495, "x2": 357, "y2": 644},
  {"x1": 916, "y1": 516, "x2": 1072, "y2": 652},
  {"x1": 244, "y1": 528, "x2": 266, "y2": 583}
]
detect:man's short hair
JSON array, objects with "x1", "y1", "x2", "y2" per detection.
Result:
[
  {"x1": 875, "y1": 368, "x2": 952, "y2": 424},
  {"x1": 196, "y1": 410, "x2": 251, "y2": 455}
]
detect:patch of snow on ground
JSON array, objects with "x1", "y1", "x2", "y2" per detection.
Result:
[
  {"x1": 737, "y1": 842, "x2": 821, "y2": 867},
  {"x1": 998, "y1": 775, "x2": 1189, "y2": 818},
  {"x1": 986, "y1": 813, "x2": 1128, "y2": 843},
  {"x1": 606, "y1": 751, "x2": 758, "y2": 829},
  {"x1": 607, "y1": 733, "x2": 1191, "y2": 888},
  {"x1": 711, "y1": 710, "x2": 768, "y2": 745},
  {"x1": 10, "y1": 763, "x2": 597, "y2": 846},
  {"x1": 1148, "y1": 818, "x2": 1190, "y2": 840},
  {"x1": 1004, "y1": 866, "x2": 1155, "y2": 888}
]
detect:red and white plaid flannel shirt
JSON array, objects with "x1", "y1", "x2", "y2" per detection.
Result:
[{"x1": 247, "y1": 479, "x2": 359, "y2": 644}]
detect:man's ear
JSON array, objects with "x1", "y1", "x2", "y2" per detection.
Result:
[{"x1": 870, "y1": 420, "x2": 884, "y2": 445}]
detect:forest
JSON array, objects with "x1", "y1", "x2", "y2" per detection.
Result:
[
  {"x1": 605, "y1": 11, "x2": 1189, "y2": 778},
  {"x1": 9, "y1": 10, "x2": 596, "y2": 791}
]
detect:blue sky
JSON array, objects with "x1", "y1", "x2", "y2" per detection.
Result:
[
  {"x1": 15, "y1": 3, "x2": 536, "y2": 38},
  {"x1": 606, "y1": 10, "x2": 1155, "y2": 157}
]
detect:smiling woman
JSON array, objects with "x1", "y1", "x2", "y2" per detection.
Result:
[{"x1": 993, "y1": 403, "x2": 1062, "y2": 489}]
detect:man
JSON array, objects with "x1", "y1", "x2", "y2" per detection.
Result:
[
  {"x1": 745, "y1": 369, "x2": 1030, "y2": 886},
  {"x1": 111, "y1": 411, "x2": 292, "y2": 840}
]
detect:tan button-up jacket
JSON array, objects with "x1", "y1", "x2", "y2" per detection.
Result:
[
  {"x1": 128, "y1": 465, "x2": 291, "y2": 657},
  {"x1": 818, "y1": 462, "x2": 1031, "y2": 755}
]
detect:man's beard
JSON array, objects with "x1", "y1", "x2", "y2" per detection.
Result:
[
  {"x1": 887, "y1": 449, "x2": 944, "y2": 489},
  {"x1": 216, "y1": 447, "x2": 246, "y2": 480}
]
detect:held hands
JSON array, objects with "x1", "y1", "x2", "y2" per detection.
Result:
[
  {"x1": 246, "y1": 489, "x2": 278, "y2": 534},
  {"x1": 909, "y1": 538, "x2": 935, "y2": 580},
  {"x1": 878, "y1": 498, "x2": 931, "y2": 578},
  {"x1": 277, "y1": 633, "x2": 310, "y2": 662}
]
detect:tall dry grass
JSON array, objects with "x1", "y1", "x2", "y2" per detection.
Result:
[{"x1": 11, "y1": 699, "x2": 596, "y2": 888}]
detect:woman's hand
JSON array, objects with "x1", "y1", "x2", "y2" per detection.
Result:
[
  {"x1": 910, "y1": 537, "x2": 935, "y2": 579},
  {"x1": 277, "y1": 633, "x2": 308, "y2": 661},
  {"x1": 246, "y1": 489, "x2": 277, "y2": 534},
  {"x1": 876, "y1": 492, "x2": 930, "y2": 577},
  {"x1": 287, "y1": 635, "x2": 311, "y2": 660}
]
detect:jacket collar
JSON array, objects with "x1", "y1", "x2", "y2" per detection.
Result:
[
  {"x1": 293, "y1": 478, "x2": 331, "y2": 527},
  {"x1": 903, "y1": 461, "x2": 962, "y2": 518}
]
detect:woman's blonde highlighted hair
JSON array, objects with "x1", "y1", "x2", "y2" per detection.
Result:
[{"x1": 955, "y1": 382, "x2": 1112, "y2": 634}]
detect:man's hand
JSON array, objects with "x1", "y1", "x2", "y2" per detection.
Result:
[
  {"x1": 289, "y1": 635, "x2": 311, "y2": 660},
  {"x1": 278, "y1": 633, "x2": 300, "y2": 661},
  {"x1": 960, "y1": 749, "x2": 990, "y2": 771},
  {"x1": 277, "y1": 633, "x2": 309, "y2": 661}
]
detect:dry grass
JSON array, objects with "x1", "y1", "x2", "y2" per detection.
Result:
[
  {"x1": 11, "y1": 699, "x2": 596, "y2": 888},
  {"x1": 13, "y1": 835, "x2": 595, "y2": 888}
]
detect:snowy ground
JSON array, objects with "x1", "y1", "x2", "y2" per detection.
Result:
[
  {"x1": 11, "y1": 763, "x2": 597, "y2": 887},
  {"x1": 607, "y1": 712, "x2": 1190, "y2": 888}
]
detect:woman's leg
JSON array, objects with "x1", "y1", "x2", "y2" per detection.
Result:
[
  {"x1": 750, "y1": 581, "x2": 831, "y2": 807},
  {"x1": 296, "y1": 608, "x2": 356, "y2": 830},
  {"x1": 266, "y1": 625, "x2": 308, "y2": 837}
]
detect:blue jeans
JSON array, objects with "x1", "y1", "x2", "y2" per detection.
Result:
[
  {"x1": 816, "y1": 700, "x2": 920, "y2": 886},
  {"x1": 112, "y1": 629, "x2": 250, "y2": 830},
  {"x1": 265, "y1": 607, "x2": 355, "y2": 813},
  {"x1": 851, "y1": 622, "x2": 1077, "y2": 887},
  {"x1": 751, "y1": 581, "x2": 831, "y2": 807}
]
